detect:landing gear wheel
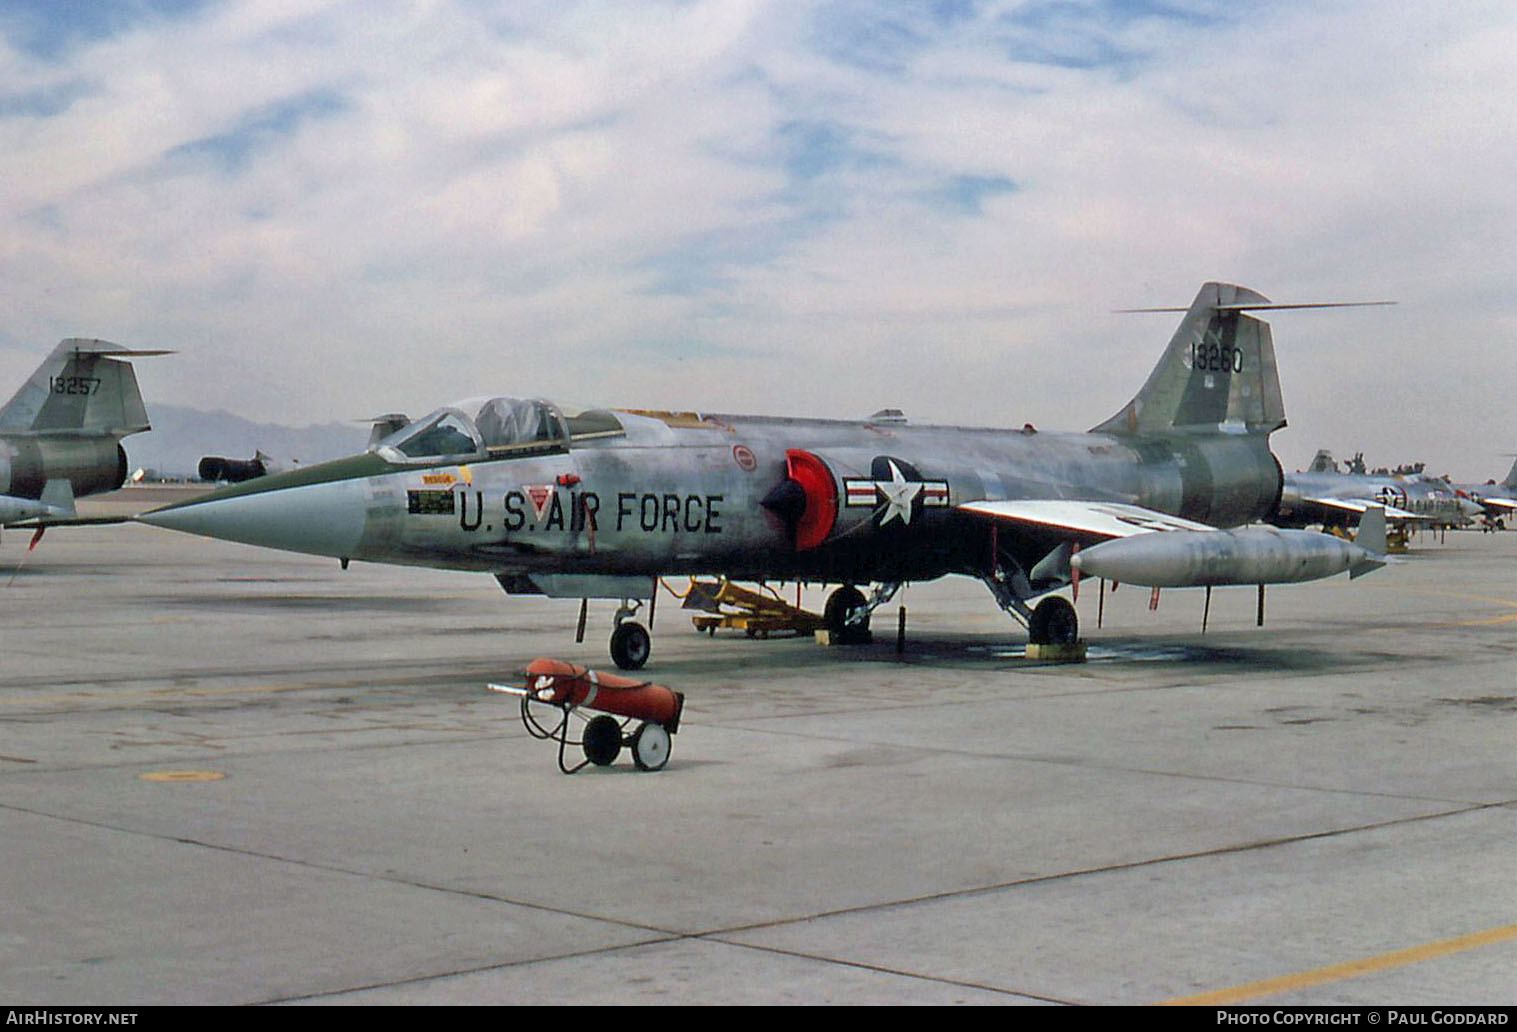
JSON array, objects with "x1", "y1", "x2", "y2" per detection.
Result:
[
  {"x1": 824, "y1": 585, "x2": 871, "y2": 635},
  {"x1": 582, "y1": 714, "x2": 622, "y2": 767},
  {"x1": 631, "y1": 722, "x2": 672, "y2": 772},
  {"x1": 610, "y1": 621, "x2": 651, "y2": 670},
  {"x1": 1028, "y1": 596, "x2": 1078, "y2": 645}
]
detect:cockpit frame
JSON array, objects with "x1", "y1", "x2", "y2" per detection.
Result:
[{"x1": 372, "y1": 397, "x2": 624, "y2": 466}]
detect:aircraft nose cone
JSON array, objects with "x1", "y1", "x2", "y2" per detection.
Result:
[{"x1": 137, "y1": 479, "x2": 367, "y2": 559}]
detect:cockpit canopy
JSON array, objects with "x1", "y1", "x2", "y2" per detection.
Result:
[{"x1": 373, "y1": 397, "x2": 623, "y2": 463}]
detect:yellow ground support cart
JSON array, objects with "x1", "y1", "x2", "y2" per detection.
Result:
[{"x1": 680, "y1": 579, "x2": 824, "y2": 638}]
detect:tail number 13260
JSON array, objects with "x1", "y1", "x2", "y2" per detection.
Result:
[{"x1": 1189, "y1": 341, "x2": 1244, "y2": 373}]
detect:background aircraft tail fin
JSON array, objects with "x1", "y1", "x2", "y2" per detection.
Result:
[
  {"x1": 1307, "y1": 449, "x2": 1338, "y2": 473},
  {"x1": 1501, "y1": 455, "x2": 1517, "y2": 492},
  {"x1": 1092, "y1": 282, "x2": 1287, "y2": 437},
  {"x1": 0, "y1": 339, "x2": 169, "y2": 437}
]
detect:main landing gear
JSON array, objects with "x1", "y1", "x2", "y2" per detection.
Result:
[
  {"x1": 982, "y1": 564, "x2": 1080, "y2": 646},
  {"x1": 1027, "y1": 595, "x2": 1078, "y2": 645},
  {"x1": 822, "y1": 582, "x2": 902, "y2": 644},
  {"x1": 826, "y1": 577, "x2": 1078, "y2": 647},
  {"x1": 823, "y1": 584, "x2": 870, "y2": 642}
]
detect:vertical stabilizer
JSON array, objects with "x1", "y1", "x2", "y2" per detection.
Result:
[
  {"x1": 1351, "y1": 505, "x2": 1387, "y2": 578},
  {"x1": 1355, "y1": 504, "x2": 1387, "y2": 556},
  {"x1": 1501, "y1": 456, "x2": 1517, "y2": 493},
  {"x1": 0, "y1": 339, "x2": 167, "y2": 437},
  {"x1": 39, "y1": 479, "x2": 78, "y2": 518},
  {"x1": 1093, "y1": 283, "x2": 1286, "y2": 437}
]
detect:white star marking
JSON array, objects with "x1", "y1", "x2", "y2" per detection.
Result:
[{"x1": 876, "y1": 460, "x2": 924, "y2": 526}]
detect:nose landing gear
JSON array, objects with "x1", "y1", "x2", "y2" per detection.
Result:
[
  {"x1": 610, "y1": 619, "x2": 651, "y2": 670},
  {"x1": 609, "y1": 598, "x2": 651, "y2": 670}
]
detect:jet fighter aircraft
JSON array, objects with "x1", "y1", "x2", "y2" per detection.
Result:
[
  {"x1": 199, "y1": 450, "x2": 284, "y2": 484},
  {"x1": 138, "y1": 283, "x2": 1388, "y2": 669},
  {"x1": 1446, "y1": 457, "x2": 1517, "y2": 527},
  {"x1": 1273, "y1": 453, "x2": 1478, "y2": 532},
  {"x1": 1, "y1": 339, "x2": 169, "y2": 530}
]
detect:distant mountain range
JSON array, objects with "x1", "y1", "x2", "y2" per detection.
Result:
[{"x1": 123, "y1": 404, "x2": 370, "y2": 480}]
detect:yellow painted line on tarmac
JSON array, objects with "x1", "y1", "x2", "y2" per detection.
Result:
[
  {"x1": 1454, "y1": 597, "x2": 1517, "y2": 627},
  {"x1": 139, "y1": 770, "x2": 226, "y2": 783},
  {"x1": 1459, "y1": 612, "x2": 1517, "y2": 627},
  {"x1": 1386, "y1": 588, "x2": 1517, "y2": 628},
  {"x1": 1417, "y1": 590, "x2": 1517, "y2": 606},
  {"x1": 1157, "y1": 921, "x2": 1517, "y2": 1005},
  {"x1": 1446, "y1": 593, "x2": 1517, "y2": 626}
]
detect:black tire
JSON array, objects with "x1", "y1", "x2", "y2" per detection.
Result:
[
  {"x1": 631, "y1": 722, "x2": 672, "y2": 772},
  {"x1": 582, "y1": 715, "x2": 622, "y2": 767},
  {"x1": 1028, "y1": 596, "x2": 1078, "y2": 645},
  {"x1": 824, "y1": 585, "x2": 870, "y2": 634},
  {"x1": 610, "y1": 621, "x2": 651, "y2": 670}
]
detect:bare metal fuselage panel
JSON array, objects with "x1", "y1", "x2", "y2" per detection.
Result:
[{"x1": 145, "y1": 409, "x2": 1281, "y2": 591}]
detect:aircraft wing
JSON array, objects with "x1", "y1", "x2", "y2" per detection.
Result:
[
  {"x1": 4, "y1": 515, "x2": 131, "y2": 528},
  {"x1": 1299, "y1": 495, "x2": 1423, "y2": 521},
  {"x1": 956, "y1": 499, "x2": 1218, "y2": 539},
  {"x1": 1477, "y1": 495, "x2": 1517, "y2": 512},
  {"x1": 959, "y1": 498, "x2": 1389, "y2": 589}
]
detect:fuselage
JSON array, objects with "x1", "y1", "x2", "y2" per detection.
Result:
[
  {"x1": 0, "y1": 435, "x2": 128, "y2": 501},
  {"x1": 141, "y1": 403, "x2": 1283, "y2": 588}
]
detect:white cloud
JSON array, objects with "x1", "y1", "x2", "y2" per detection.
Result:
[{"x1": 1, "y1": 0, "x2": 1515, "y2": 478}]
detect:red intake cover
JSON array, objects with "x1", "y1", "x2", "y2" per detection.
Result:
[{"x1": 785, "y1": 449, "x2": 838, "y2": 551}]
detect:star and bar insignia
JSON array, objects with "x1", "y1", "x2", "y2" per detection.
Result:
[{"x1": 843, "y1": 457, "x2": 949, "y2": 527}]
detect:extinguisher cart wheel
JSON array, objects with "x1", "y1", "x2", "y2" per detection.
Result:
[
  {"x1": 631, "y1": 722, "x2": 672, "y2": 771},
  {"x1": 581, "y1": 714, "x2": 623, "y2": 767}
]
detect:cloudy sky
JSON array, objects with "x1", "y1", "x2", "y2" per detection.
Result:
[{"x1": 2, "y1": 0, "x2": 1514, "y2": 478}]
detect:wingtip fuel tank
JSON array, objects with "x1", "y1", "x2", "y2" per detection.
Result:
[{"x1": 1069, "y1": 517, "x2": 1387, "y2": 589}]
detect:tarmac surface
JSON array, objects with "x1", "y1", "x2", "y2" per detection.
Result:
[{"x1": 2, "y1": 489, "x2": 1516, "y2": 1005}]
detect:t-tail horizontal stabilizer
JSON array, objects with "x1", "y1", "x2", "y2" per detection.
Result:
[
  {"x1": 0, "y1": 339, "x2": 172, "y2": 437},
  {"x1": 1097, "y1": 285, "x2": 1393, "y2": 439},
  {"x1": 1094, "y1": 283, "x2": 1287, "y2": 437}
]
